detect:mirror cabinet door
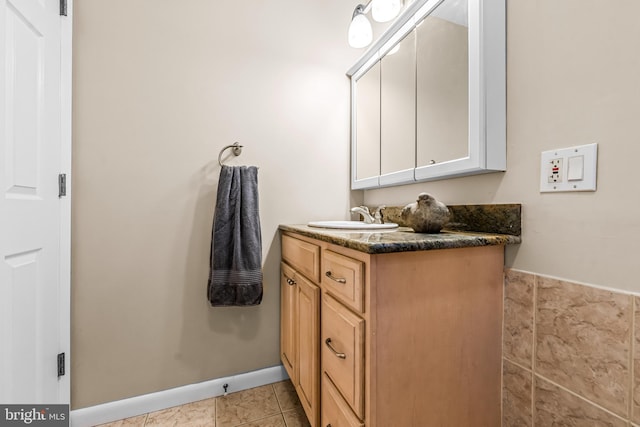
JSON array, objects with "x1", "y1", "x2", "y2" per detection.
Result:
[
  {"x1": 348, "y1": 0, "x2": 504, "y2": 189},
  {"x1": 354, "y1": 61, "x2": 381, "y2": 185},
  {"x1": 416, "y1": 0, "x2": 469, "y2": 168},
  {"x1": 380, "y1": 30, "x2": 416, "y2": 186}
]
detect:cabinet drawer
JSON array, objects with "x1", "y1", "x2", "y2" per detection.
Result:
[
  {"x1": 322, "y1": 374, "x2": 364, "y2": 427},
  {"x1": 282, "y1": 234, "x2": 320, "y2": 282},
  {"x1": 322, "y1": 293, "x2": 365, "y2": 419},
  {"x1": 321, "y1": 250, "x2": 364, "y2": 313}
]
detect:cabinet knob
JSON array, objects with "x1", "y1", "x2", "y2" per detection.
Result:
[
  {"x1": 325, "y1": 271, "x2": 347, "y2": 284},
  {"x1": 325, "y1": 338, "x2": 346, "y2": 359}
]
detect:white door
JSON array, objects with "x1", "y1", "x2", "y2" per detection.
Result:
[{"x1": 0, "y1": 0, "x2": 71, "y2": 404}]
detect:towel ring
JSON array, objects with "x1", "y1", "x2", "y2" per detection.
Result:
[{"x1": 218, "y1": 142, "x2": 243, "y2": 166}]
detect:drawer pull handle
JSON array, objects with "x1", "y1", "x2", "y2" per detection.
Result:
[
  {"x1": 285, "y1": 277, "x2": 296, "y2": 286},
  {"x1": 325, "y1": 271, "x2": 347, "y2": 284},
  {"x1": 325, "y1": 338, "x2": 346, "y2": 359}
]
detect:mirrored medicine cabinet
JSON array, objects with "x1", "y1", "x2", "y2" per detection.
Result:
[{"x1": 348, "y1": 0, "x2": 506, "y2": 189}]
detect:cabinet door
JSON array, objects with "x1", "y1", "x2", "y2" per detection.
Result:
[
  {"x1": 280, "y1": 263, "x2": 297, "y2": 383},
  {"x1": 379, "y1": 29, "x2": 416, "y2": 186},
  {"x1": 297, "y1": 274, "x2": 320, "y2": 427},
  {"x1": 353, "y1": 61, "x2": 381, "y2": 189},
  {"x1": 416, "y1": 0, "x2": 469, "y2": 169}
]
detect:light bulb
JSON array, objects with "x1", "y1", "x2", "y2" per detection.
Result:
[
  {"x1": 348, "y1": 12, "x2": 373, "y2": 48},
  {"x1": 371, "y1": 0, "x2": 403, "y2": 23}
]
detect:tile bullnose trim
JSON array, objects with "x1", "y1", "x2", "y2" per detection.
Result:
[
  {"x1": 70, "y1": 365, "x2": 288, "y2": 427},
  {"x1": 506, "y1": 268, "x2": 640, "y2": 297}
]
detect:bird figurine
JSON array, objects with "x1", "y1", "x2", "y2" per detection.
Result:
[{"x1": 401, "y1": 193, "x2": 451, "y2": 233}]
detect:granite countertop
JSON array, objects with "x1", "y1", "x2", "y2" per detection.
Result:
[
  {"x1": 279, "y1": 224, "x2": 521, "y2": 255},
  {"x1": 279, "y1": 203, "x2": 522, "y2": 255}
]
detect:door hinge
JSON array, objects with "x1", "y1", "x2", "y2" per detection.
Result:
[
  {"x1": 60, "y1": 0, "x2": 67, "y2": 16},
  {"x1": 58, "y1": 173, "x2": 66, "y2": 198},
  {"x1": 57, "y1": 353, "x2": 65, "y2": 377}
]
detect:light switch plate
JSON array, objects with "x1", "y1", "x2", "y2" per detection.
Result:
[{"x1": 540, "y1": 143, "x2": 598, "y2": 192}]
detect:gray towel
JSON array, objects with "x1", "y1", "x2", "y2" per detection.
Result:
[{"x1": 207, "y1": 165, "x2": 263, "y2": 306}]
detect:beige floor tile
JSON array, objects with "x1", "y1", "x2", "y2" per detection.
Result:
[
  {"x1": 95, "y1": 414, "x2": 147, "y2": 427},
  {"x1": 282, "y1": 407, "x2": 310, "y2": 427},
  {"x1": 216, "y1": 384, "x2": 281, "y2": 427},
  {"x1": 145, "y1": 397, "x2": 216, "y2": 427},
  {"x1": 273, "y1": 381, "x2": 302, "y2": 412},
  {"x1": 238, "y1": 414, "x2": 286, "y2": 427}
]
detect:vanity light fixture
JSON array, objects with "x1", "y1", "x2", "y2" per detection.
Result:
[
  {"x1": 348, "y1": 4, "x2": 373, "y2": 48},
  {"x1": 348, "y1": 0, "x2": 404, "y2": 48},
  {"x1": 371, "y1": 0, "x2": 403, "y2": 22}
]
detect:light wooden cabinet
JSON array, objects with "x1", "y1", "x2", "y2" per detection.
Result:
[
  {"x1": 322, "y1": 374, "x2": 364, "y2": 427},
  {"x1": 280, "y1": 263, "x2": 297, "y2": 382},
  {"x1": 281, "y1": 236, "x2": 321, "y2": 427},
  {"x1": 281, "y1": 231, "x2": 504, "y2": 427},
  {"x1": 297, "y1": 273, "x2": 320, "y2": 420},
  {"x1": 321, "y1": 293, "x2": 365, "y2": 420}
]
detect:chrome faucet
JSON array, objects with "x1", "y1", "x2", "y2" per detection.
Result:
[
  {"x1": 350, "y1": 205, "x2": 386, "y2": 224},
  {"x1": 372, "y1": 205, "x2": 386, "y2": 224},
  {"x1": 350, "y1": 206, "x2": 375, "y2": 223}
]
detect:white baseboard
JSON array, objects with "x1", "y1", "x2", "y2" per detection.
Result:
[{"x1": 70, "y1": 365, "x2": 288, "y2": 427}]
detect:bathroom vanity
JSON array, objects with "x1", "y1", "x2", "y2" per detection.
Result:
[{"x1": 279, "y1": 224, "x2": 520, "y2": 427}]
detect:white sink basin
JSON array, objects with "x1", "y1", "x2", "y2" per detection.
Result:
[{"x1": 307, "y1": 220, "x2": 399, "y2": 230}]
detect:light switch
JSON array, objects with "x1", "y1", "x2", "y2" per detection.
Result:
[
  {"x1": 540, "y1": 143, "x2": 597, "y2": 192},
  {"x1": 567, "y1": 155, "x2": 584, "y2": 181}
]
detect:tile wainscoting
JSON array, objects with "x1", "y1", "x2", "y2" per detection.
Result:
[{"x1": 502, "y1": 269, "x2": 639, "y2": 426}]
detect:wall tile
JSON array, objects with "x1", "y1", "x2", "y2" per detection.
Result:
[
  {"x1": 535, "y1": 376, "x2": 627, "y2": 427},
  {"x1": 633, "y1": 296, "x2": 640, "y2": 424},
  {"x1": 536, "y1": 276, "x2": 632, "y2": 417},
  {"x1": 503, "y1": 270, "x2": 535, "y2": 368},
  {"x1": 502, "y1": 359, "x2": 532, "y2": 427}
]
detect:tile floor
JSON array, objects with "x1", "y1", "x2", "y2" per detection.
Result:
[{"x1": 97, "y1": 381, "x2": 311, "y2": 427}]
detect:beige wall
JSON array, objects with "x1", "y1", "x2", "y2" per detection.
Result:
[
  {"x1": 366, "y1": 0, "x2": 640, "y2": 293},
  {"x1": 72, "y1": 0, "x2": 364, "y2": 409},
  {"x1": 73, "y1": 0, "x2": 640, "y2": 411}
]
